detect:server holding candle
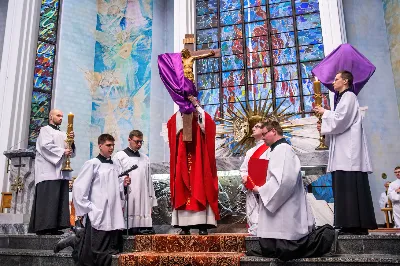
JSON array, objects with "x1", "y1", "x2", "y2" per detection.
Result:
[
  {"x1": 29, "y1": 109, "x2": 76, "y2": 235},
  {"x1": 314, "y1": 71, "x2": 377, "y2": 235}
]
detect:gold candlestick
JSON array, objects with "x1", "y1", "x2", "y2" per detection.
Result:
[
  {"x1": 62, "y1": 112, "x2": 74, "y2": 171},
  {"x1": 314, "y1": 78, "x2": 328, "y2": 150}
]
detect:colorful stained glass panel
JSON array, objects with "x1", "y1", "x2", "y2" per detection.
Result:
[
  {"x1": 35, "y1": 52, "x2": 54, "y2": 68},
  {"x1": 40, "y1": 3, "x2": 59, "y2": 17},
  {"x1": 248, "y1": 67, "x2": 271, "y2": 84},
  {"x1": 223, "y1": 86, "x2": 246, "y2": 102},
  {"x1": 33, "y1": 75, "x2": 52, "y2": 91},
  {"x1": 31, "y1": 91, "x2": 51, "y2": 118},
  {"x1": 221, "y1": 25, "x2": 243, "y2": 41},
  {"x1": 248, "y1": 83, "x2": 272, "y2": 100},
  {"x1": 273, "y1": 47, "x2": 296, "y2": 65},
  {"x1": 197, "y1": 58, "x2": 220, "y2": 73},
  {"x1": 34, "y1": 64, "x2": 53, "y2": 80},
  {"x1": 247, "y1": 51, "x2": 270, "y2": 68},
  {"x1": 221, "y1": 10, "x2": 243, "y2": 26},
  {"x1": 295, "y1": 0, "x2": 319, "y2": 15},
  {"x1": 312, "y1": 173, "x2": 333, "y2": 187},
  {"x1": 203, "y1": 104, "x2": 220, "y2": 120},
  {"x1": 302, "y1": 79, "x2": 329, "y2": 95},
  {"x1": 197, "y1": 0, "x2": 218, "y2": 16},
  {"x1": 244, "y1": 0, "x2": 266, "y2": 7},
  {"x1": 197, "y1": 28, "x2": 219, "y2": 43},
  {"x1": 270, "y1": 2, "x2": 292, "y2": 18},
  {"x1": 298, "y1": 27, "x2": 323, "y2": 46},
  {"x1": 312, "y1": 187, "x2": 333, "y2": 203},
  {"x1": 299, "y1": 44, "x2": 324, "y2": 62},
  {"x1": 222, "y1": 54, "x2": 244, "y2": 71},
  {"x1": 37, "y1": 41, "x2": 55, "y2": 55},
  {"x1": 304, "y1": 94, "x2": 330, "y2": 112},
  {"x1": 198, "y1": 89, "x2": 220, "y2": 105},
  {"x1": 29, "y1": 116, "x2": 48, "y2": 143},
  {"x1": 276, "y1": 96, "x2": 301, "y2": 114},
  {"x1": 270, "y1": 17, "x2": 293, "y2": 33},
  {"x1": 274, "y1": 64, "x2": 298, "y2": 81},
  {"x1": 296, "y1": 13, "x2": 321, "y2": 30},
  {"x1": 223, "y1": 101, "x2": 247, "y2": 116},
  {"x1": 300, "y1": 61, "x2": 321, "y2": 78},
  {"x1": 272, "y1": 31, "x2": 295, "y2": 49},
  {"x1": 269, "y1": 0, "x2": 290, "y2": 3},
  {"x1": 246, "y1": 36, "x2": 269, "y2": 53},
  {"x1": 222, "y1": 70, "x2": 245, "y2": 87},
  {"x1": 244, "y1": 6, "x2": 267, "y2": 22},
  {"x1": 197, "y1": 42, "x2": 219, "y2": 51},
  {"x1": 275, "y1": 80, "x2": 300, "y2": 97},
  {"x1": 197, "y1": 73, "x2": 220, "y2": 89},
  {"x1": 221, "y1": 39, "x2": 244, "y2": 55},
  {"x1": 220, "y1": 0, "x2": 241, "y2": 11},
  {"x1": 197, "y1": 13, "x2": 218, "y2": 29},
  {"x1": 245, "y1": 21, "x2": 268, "y2": 38}
]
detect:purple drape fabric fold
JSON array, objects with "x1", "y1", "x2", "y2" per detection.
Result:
[
  {"x1": 311, "y1": 44, "x2": 376, "y2": 96},
  {"x1": 158, "y1": 53, "x2": 198, "y2": 114}
]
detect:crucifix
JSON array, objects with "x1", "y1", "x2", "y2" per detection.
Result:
[{"x1": 181, "y1": 34, "x2": 221, "y2": 141}]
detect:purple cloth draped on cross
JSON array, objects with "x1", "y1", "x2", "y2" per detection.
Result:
[
  {"x1": 311, "y1": 44, "x2": 376, "y2": 104},
  {"x1": 158, "y1": 53, "x2": 198, "y2": 114}
]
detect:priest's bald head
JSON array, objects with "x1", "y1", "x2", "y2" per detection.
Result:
[
  {"x1": 261, "y1": 120, "x2": 283, "y2": 146},
  {"x1": 49, "y1": 109, "x2": 64, "y2": 126}
]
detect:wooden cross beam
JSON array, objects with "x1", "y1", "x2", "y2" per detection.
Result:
[{"x1": 183, "y1": 34, "x2": 221, "y2": 57}]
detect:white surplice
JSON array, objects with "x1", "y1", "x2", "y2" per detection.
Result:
[
  {"x1": 321, "y1": 92, "x2": 372, "y2": 173},
  {"x1": 72, "y1": 158, "x2": 125, "y2": 231},
  {"x1": 257, "y1": 141, "x2": 314, "y2": 240},
  {"x1": 113, "y1": 150, "x2": 157, "y2": 228},
  {"x1": 239, "y1": 139, "x2": 270, "y2": 235},
  {"x1": 388, "y1": 179, "x2": 400, "y2": 228},
  {"x1": 35, "y1": 125, "x2": 74, "y2": 185}
]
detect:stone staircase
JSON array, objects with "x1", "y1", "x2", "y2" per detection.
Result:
[{"x1": 0, "y1": 233, "x2": 400, "y2": 265}]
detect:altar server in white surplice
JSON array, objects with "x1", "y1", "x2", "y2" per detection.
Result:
[
  {"x1": 240, "y1": 121, "x2": 270, "y2": 235},
  {"x1": 315, "y1": 70, "x2": 377, "y2": 235},
  {"x1": 388, "y1": 166, "x2": 400, "y2": 228},
  {"x1": 113, "y1": 130, "x2": 157, "y2": 235},
  {"x1": 29, "y1": 109, "x2": 75, "y2": 235},
  {"x1": 73, "y1": 134, "x2": 131, "y2": 266},
  {"x1": 249, "y1": 120, "x2": 334, "y2": 261}
]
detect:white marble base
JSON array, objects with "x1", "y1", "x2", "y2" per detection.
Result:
[{"x1": 0, "y1": 214, "x2": 30, "y2": 224}]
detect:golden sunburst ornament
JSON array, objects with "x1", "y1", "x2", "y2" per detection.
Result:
[{"x1": 215, "y1": 90, "x2": 302, "y2": 156}]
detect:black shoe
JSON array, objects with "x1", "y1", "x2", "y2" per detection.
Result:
[
  {"x1": 199, "y1": 229, "x2": 208, "y2": 235},
  {"x1": 54, "y1": 233, "x2": 78, "y2": 253},
  {"x1": 179, "y1": 229, "x2": 191, "y2": 235}
]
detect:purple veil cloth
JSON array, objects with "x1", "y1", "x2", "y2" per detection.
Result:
[
  {"x1": 158, "y1": 53, "x2": 198, "y2": 114},
  {"x1": 311, "y1": 43, "x2": 376, "y2": 96}
]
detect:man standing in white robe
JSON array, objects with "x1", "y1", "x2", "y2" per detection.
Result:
[
  {"x1": 240, "y1": 122, "x2": 270, "y2": 235},
  {"x1": 388, "y1": 166, "x2": 400, "y2": 228},
  {"x1": 315, "y1": 70, "x2": 377, "y2": 235},
  {"x1": 29, "y1": 109, "x2": 75, "y2": 235},
  {"x1": 113, "y1": 130, "x2": 157, "y2": 235},
  {"x1": 250, "y1": 120, "x2": 334, "y2": 261},
  {"x1": 73, "y1": 134, "x2": 130, "y2": 266}
]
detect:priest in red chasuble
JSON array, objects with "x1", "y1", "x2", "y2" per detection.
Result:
[{"x1": 158, "y1": 53, "x2": 219, "y2": 235}]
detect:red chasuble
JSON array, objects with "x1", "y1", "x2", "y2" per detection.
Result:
[
  {"x1": 167, "y1": 112, "x2": 220, "y2": 220},
  {"x1": 245, "y1": 144, "x2": 269, "y2": 190}
]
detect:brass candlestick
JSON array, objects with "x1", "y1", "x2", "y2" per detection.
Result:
[
  {"x1": 62, "y1": 112, "x2": 74, "y2": 171},
  {"x1": 314, "y1": 78, "x2": 328, "y2": 150}
]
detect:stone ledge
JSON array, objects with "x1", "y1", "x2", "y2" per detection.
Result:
[{"x1": 3, "y1": 148, "x2": 35, "y2": 159}]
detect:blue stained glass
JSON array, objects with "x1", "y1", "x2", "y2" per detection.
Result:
[
  {"x1": 37, "y1": 41, "x2": 55, "y2": 55},
  {"x1": 300, "y1": 61, "x2": 321, "y2": 78},
  {"x1": 197, "y1": 73, "x2": 220, "y2": 89},
  {"x1": 203, "y1": 104, "x2": 220, "y2": 120},
  {"x1": 272, "y1": 31, "x2": 295, "y2": 49},
  {"x1": 312, "y1": 187, "x2": 334, "y2": 203},
  {"x1": 244, "y1": 6, "x2": 267, "y2": 22},
  {"x1": 220, "y1": 10, "x2": 243, "y2": 26},
  {"x1": 221, "y1": 25, "x2": 243, "y2": 41},
  {"x1": 273, "y1": 47, "x2": 296, "y2": 65},
  {"x1": 197, "y1": 13, "x2": 218, "y2": 29},
  {"x1": 42, "y1": 0, "x2": 60, "y2": 7},
  {"x1": 222, "y1": 54, "x2": 244, "y2": 71},
  {"x1": 248, "y1": 67, "x2": 271, "y2": 84},
  {"x1": 270, "y1": 2, "x2": 293, "y2": 18},
  {"x1": 223, "y1": 86, "x2": 246, "y2": 102},
  {"x1": 275, "y1": 80, "x2": 300, "y2": 98},
  {"x1": 299, "y1": 44, "x2": 324, "y2": 62},
  {"x1": 223, "y1": 101, "x2": 247, "y2": 117},
  {"x1": 302, "y1": 79, "x2": 329, "y2": 95},
  {"x1": 197, "y1": 58, "x2": 220, "y2": 73},
  {"x1": 246, "y1": 36, "x2": 269, "y2": 53},
  {"x1": 298, "y1": 28, "x2": 323, "y2": 46},
  {"x1": 276, "y1": 96, "x2": 301, "y2": 114},
  {"x1": 197, "y1": 28, "x2": 219, "y2": 43},
  {"x1": 220, "y1": 0, "x2": 241, "y2": 11},
  {"x1": 222, "y1": 70, "x2": 245, "y2": 87},
  {"x1": 245, "y1": 21, "x2": 268, "y2": 38},
  {"x1": 40, "y1": 3, "x2": 59, "y2": 18},
  {"x1": 33, "y1": 75, "x2": 52, "y2": 91},
  {"x1": 247, "y1": 51, "x2": 270, "y2": 68},
  {"x1": 197, "y1": 42, "x2": 219, "y2": 51},
  {"x1": 198, "y1": 89, "x2": 220, "y2": 105},
  {"x1": 269, "y1": 0, "x2": 290, "y2": 3},
  {"x1": 221, "y1": 39, "x2": 243, "y2": 55},
  {"x1": 270, "y1": 17, "x2": 293, "y2": 33},
  {"x1": 274, "y1": 64, "x2": 298, "y2": 81},
  {"x1": 244, "y1": 0, "x2": 266, "y2": 8},
  {"x1": 296, "y1": 13, "x2": 321, "y2": 30},
  {"x1": 197, "y1": 0, "x2": 217, "y2": 16},
  {"x1": 248, "y1": 83, "x2": 272, "y2": 100},
  {"x1": 29, "y1": 116, "x2": 48, "y2": 143},
  {"x1": 304, "y1": 94, "x2": 330, "y2": 112},
  {"x1": 312, "y1": 173, "x2": 333, "y2": 187},
  {"x1": 295, "y1": 0, "x2": 319, "y2": 15}
]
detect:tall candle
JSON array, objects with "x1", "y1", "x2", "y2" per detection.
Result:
[
  {"x1": 67, "y1": 112, "x2": 74, "y2": 134},
  {"x1": 313, "y1": 78, "x2": 322, "y2": 106}
]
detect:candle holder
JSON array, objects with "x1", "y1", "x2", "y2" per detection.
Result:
[
  {"x1": 62, "y1": 113, "x2": 74, "y2": 171},
  {"x1": 313, "y1": 78, "x2": 328, "y2": 150}
]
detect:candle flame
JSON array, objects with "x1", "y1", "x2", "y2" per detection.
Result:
[{"x1": 315, "y1": 76, "x2": 319, "y2": 82}]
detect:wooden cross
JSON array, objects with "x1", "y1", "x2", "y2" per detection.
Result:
[{"x1": 183, "y1": 34, "x2": 221, "y2": 58}]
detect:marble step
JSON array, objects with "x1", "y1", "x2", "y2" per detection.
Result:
[{"x1": 245, "y1": 234, "x2": 400, "y2": 255}]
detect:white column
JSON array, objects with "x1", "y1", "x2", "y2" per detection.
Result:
[
  {"x1": 0, "y1": 0, "x2": 41, "y2": 193},
  {"x1": 318, "y1": 0, "x2": 347, "y2": 108}
]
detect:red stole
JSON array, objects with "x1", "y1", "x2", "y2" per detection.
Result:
[
  {"x1": 167, "y1": 112, "x2": 220, "y2": 220},
  {"x1": 246, "y1": 144, "x2": 269, "y2": 190}
]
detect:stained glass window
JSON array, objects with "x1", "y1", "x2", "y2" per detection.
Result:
[
  {"x1": 196, "y1": 0, "x2": 328, "y2": 120},
  {"x1": 29, "y1": 0, "x2": 60, "y2": 145}
]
